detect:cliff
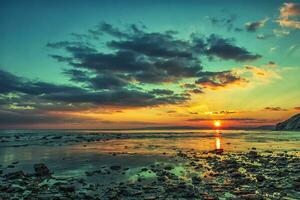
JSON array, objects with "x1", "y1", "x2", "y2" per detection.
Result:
[{"x1": 275, "y1": 113, "x2": 300, "y2": 131}]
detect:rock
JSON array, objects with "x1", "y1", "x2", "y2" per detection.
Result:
[
  {"x1": 3, "y1": 171, "x2": 25, "y2": 180},
  {"x1": 52, "y1": 136, "x2": 62, "y2": 139},
  {"x1": 85, "y1": 171, "x2": 94, "y2": 176},
  {"x1": 6, "y1": 185, "x2": 25, "y2": 193},
  {"x1": 59, "y1": 185, "x2": 75, "y2": 193},
  {"x1": 293, "y1": 177, "x2": 300, "y2": 191},
  {"x1": 248, "y1": 151, "x2": 258, "y2": 158},
  {"x1": 231, "y1": 172, "x2": 243, "y2": 178},
  {"x1": 33, "y1": 163, "x2": 51, "y2": 177},
  {"x1": 276, "y1": 113, "x2": 300, "y2": 130},
  {"x1": 164, "y1": 165, "x2": 173, "y2": 170},
  {"x1": 144, "y1": 196, "x2": 156, "y2": 200},
  {"x1": 191, "y1": 176, "x2": 201, "y2": 185},
  {"x1": 110, "y1": 165, "x2": 122, "y2": 170},
  {"x1": 131, "y1": 190, "x2": 143, "y2": 195},
  {"x1": 239, "y1": 194, "x2": 263, "y2": 200},
  {"x1": 256, "y1": 175, "x2": 266, "y2": 182},
  {"x1": 140, "y1": 167, "x2": 148, "y2": 172},
  {"x1": 211, "y1": 148, "x2": 224, "y2": 155}
]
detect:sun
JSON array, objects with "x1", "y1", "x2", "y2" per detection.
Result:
[{"x1": 214, "y1": 120, "x2": 221, "y2": 128}]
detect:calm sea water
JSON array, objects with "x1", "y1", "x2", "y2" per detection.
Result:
[{"x1": 0, "y1": 129, "x2": 299, "y2": 178}]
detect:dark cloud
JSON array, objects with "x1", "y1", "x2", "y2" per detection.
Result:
[
  {"x1": 189, "y1": 88, "x2": 204, "y2": 94},
  {"x1": 107, "y1": 32, "x2": 193, "y2": 58},
  {"x1": 90, "y1": 22, "x2": 131, "y2": 38},
  {"x1": 234, "y1": 28, "x2": 243, "y2": 32},
  {"x1": 245, "y1": 18, "x2": 268, "y2": 32},
  {"x1": 264, "y1": 107, "x2": 287, "y2": 111},
  {"x1": 0, "y1": 110, "x2": 76, "y2": 125},
  {"x1": 88, "y1": 74, "x2": 130, "y2": 90},
  {"x1": 195, "y1": 71, "x2": 248, "y2": 89},
  {"x1": 0, "y1": 70, "x2": 83, "y2": 95},
  {"x1": 210, "y1": 111, "x2": 237, "y2": 115},
  {"x1": 204, "y1": 35, "x2": 261, "y2": 62},
  {"x1": 182, "y1": 83, "x2": 197, "y2": 89},
  {"x1": 0, "y1": 110, "x2": 107, "y2": 126},
  {"x1": 0, "y1": 69, "x2": 188, "y2": 109},
  {"x1": 63, "y1": 69, "x2": 91, "y2": 83},
  {"x1": 294, "y1": 107, "x2": 300, "y2": 110},
  {"x1": 49, "y1": 25, "x2": 260, "y2": 87},
  {"x1": 208, "y1": 15, "x2": 239, "y2": 31},
  {"x1": 150, "y1": 89, "x2": 174, "y2": 96},
  {"x1": 43, "y1": 89, "x2": 188, "y2": 107},
  {"x1": 0, "y1": 22, "x2": 264, "y2": 126}
]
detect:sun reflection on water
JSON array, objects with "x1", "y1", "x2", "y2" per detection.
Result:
[{"x1": 214, "y1": 129, "x2": 222, "y2": 151}]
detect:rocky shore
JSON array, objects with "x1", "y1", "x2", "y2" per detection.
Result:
[{"x1": 1, "y1": 149, "x2": 299, "y2": 200}]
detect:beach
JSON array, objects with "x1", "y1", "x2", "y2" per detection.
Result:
[{"x1": 0, "y1": 129, "x2": 299, "y2": 199}]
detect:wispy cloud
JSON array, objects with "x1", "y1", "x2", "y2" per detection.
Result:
[
  {"x1": 245, "y1": 18, "x2": 269, "y2": 32},
  {"x1": 277, "y1": 3, "x2": 300, "y2": 29},
  {"x1": 264, "y1": 107, "x2": 287, "y2": 112}
]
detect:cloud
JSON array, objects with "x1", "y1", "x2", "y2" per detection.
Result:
[
  {"x1": 195, "y1": 71, "x2": 248, "y2": 89},
  {"x1": 207, "y1": 15, "x2": 239, "y2": 31},
  {"x1": 279, "y1": 3, "x2": 300, "y2": 17},
  {"x1": 149, "y1": 89, "x2": 174, "y2": 95},
  {"x1": 294, "y1": 107, "x2": 300, "y2": 110},
  {"x1": 0, "y1": 109, "x2": 102, "y2": 125},
  {"x1": 277, "y1": 3, "x2": 300, "y2": 29},
  {"x1": 204, "y1": 35, "x2": 262, "y2": 62},
  {"x1": 256, "y1": 34, "x2": 273, "y2": 40},
  {"x1": 0, "y1": 69, "x2": 83, "y2": 95},
  {"x1": 43, "y1": 89, "x2": 189, "y2": 107},
  {"x1": 245, "y1": 18, "x2": 269, "y2": 32},
  {"x1": 187, "y1": 118, "x2": 266, "y2": 122},
  {"x1": 205, "y1": 110, "x2": 237, "y2": 115},
  {"x1": 107, "y1": 33, "x2": 194, "y2": 59},
  {"x1": 273, "y1": 29, "x2": 290, "y2": 37},
  {"x1": 188, "y1": 88, "x2": 204, "y2": 94},
  {"x1": 0, "y1": 69, "x2": 189, "y2": 109},
  {"x1": 1, "y1": 22, "x2": 264, "y2": 126},
  {"x1": 89, "y1": 22, "x2": 131, "y2": 39},
  {"x1": 277, "y1": 18, "x2": 300, "y2": 29},
  {"x1": 264, "y1": 107, "x2": 287, "y2": 111},
  {"x1": 243, "y1": 65, "x2": 281, "y2": 80}
]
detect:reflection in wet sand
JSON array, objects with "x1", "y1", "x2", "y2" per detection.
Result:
[{"x1": 215, "y1": 135, "x2": 221, "y2": 150}]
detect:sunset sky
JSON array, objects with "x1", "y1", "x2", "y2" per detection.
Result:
[{"x1": 0, "y1": 0, "x2": 299, "y2": 129}]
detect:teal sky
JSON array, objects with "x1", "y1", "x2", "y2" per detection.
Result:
[
  {"x1": 1, "y1": 0, "x2": 298, "y2": 81},
  {"x1": 0, "y1": 0, "x2": 299, "y2": 128}
]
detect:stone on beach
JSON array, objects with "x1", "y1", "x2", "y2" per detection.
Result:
[{"x1": 34, "y1": 163, "x2": 51, "y2": 177}]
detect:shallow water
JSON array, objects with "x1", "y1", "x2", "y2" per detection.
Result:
[{"x1": 0, "y1": 129, "x2": 299, "y2": 176}]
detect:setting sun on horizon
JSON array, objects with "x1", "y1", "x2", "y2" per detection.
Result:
[{"x1": 214, "y1": 120, "x2": 222, "y2": 128}]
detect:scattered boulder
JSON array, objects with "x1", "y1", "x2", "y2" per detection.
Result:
[
  {"x1": 110, "y1": 165, "x2": 122, "y2": 170},
  {"x1": 33, "y1": 163, "x2": 51, "y2": 177},
  {"x1": 59, "y1": 184, "x2": 75, "y2": 193},
  {"x1": 3, "y1": 171, "x2": 25, "y2": 180},
  {"x1": 256, "y1": 175, "x2": 266, "y2": 182}
]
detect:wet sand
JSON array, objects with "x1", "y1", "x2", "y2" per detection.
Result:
[{"x1": 0, "y1": 130, "x2": 299, "y2": 199}]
